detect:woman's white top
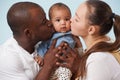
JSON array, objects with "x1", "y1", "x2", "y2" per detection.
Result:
[{"x1": 78, "y1": 52, "x2": 120, "y2": 80}]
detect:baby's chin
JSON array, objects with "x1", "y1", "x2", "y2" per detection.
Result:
[{"x1": 60, "y1": 31, "x2": 67, "y2": 33}]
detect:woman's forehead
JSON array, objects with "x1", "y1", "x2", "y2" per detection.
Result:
[{"x1": 76, "y1": 3, "x2": 88, "y2": 18}]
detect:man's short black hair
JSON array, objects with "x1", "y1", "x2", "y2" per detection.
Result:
[{"x1": 7, "y1": 2, "x2": 43, "y2": 35}]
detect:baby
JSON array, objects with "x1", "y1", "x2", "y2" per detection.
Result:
[{"x1": 36, "y1": 2, "x2": 80, "y2": 80}]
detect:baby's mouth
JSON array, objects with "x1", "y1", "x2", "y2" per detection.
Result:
[{"x1": 61, "y1": 27, "x2": 67, "y2": 31}]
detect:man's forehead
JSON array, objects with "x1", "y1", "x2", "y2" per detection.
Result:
[{"x1": 30, "y1": 8, "x2": 46, "y2": 21}]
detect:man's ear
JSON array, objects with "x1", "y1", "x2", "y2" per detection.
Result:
[
  {"x1": 24, "y1": 28, "x2": 32, "y2": 38},
  {"x1": 88, "y1": 25, "x2": 97, "y2": 35}
]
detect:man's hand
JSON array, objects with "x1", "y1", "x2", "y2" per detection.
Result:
[
  {"x1": 43, "y1": 39, "x2": 60, "y2": 69},
  {"x1": 35, "y1": 39, "x2": 60, "y2": 80}
]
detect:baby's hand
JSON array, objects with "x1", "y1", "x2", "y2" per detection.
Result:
[
  {"x1": 34, "y1": 56, "x2": 44, "y2": 67},
  {"x1": 72, "y1": 35, "x2": 82, "y2": 48}
]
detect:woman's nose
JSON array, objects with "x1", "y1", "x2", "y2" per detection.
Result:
[{"x1": 70, "y1": 17, "x2": 73, "y2": 22}]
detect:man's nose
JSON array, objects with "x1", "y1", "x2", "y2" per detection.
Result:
[{"x1": 47, "y1": 21, "x2": 55, "y2": 33}]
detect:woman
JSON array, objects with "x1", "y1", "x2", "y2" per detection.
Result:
[{"x1": 66, "y1": 0, "x2": 120, "y2": 80}]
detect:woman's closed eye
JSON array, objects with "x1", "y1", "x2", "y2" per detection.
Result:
[{"x1": 75, "y1": 18, "x2": 79, "y2": 22}]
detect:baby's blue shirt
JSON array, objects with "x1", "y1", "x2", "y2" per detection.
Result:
[{"x1": 37, "y1": 31, "x2": 76, "y2": 57}]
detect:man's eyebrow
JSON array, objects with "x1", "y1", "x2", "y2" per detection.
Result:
[
  {"x1": 75, "y1": 12, "x2": 80, "y2": 20},
  {"x1": 42, "y1": 17, "x2": 47, "y2": 24}
]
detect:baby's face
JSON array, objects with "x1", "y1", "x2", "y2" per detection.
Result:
[{"x1": 51, "y1": 8, "x2": 71, "y2": 33}]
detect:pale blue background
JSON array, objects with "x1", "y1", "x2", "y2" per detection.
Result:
[{"x1": 0, "y1": 0, "x2": 120, "y2": 48}]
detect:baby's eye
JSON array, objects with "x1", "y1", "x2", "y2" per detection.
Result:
[
  {"x1": 55, "y1": 19, "x2": 60, "y2": 22},
  {"x1": 65, "y1": 18, "x2": 70, "y2": 21}
]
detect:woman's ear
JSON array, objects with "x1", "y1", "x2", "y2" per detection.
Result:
[{"x1": 88, "y1": 25, "x2": 98, "y2": 35}]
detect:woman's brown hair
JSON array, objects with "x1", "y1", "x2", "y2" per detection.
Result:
[{"x1": 78, "y1": 0, "x2": 120, "y2": 79}]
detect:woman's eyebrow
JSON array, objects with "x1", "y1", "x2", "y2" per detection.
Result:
[{"x1": 75, "y1": 12, "x2": 80, "y2": 20}]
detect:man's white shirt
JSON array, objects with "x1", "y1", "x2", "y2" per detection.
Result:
[{"x1": 0, "y1": 37, "x2": 40, "y2": 80}]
